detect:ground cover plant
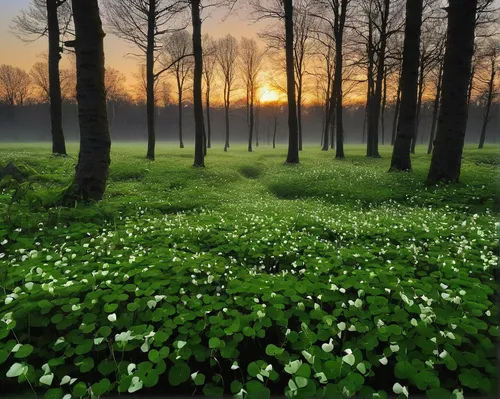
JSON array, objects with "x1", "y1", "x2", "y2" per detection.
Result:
[{"x1": 0, "y1": 143, "x2": 498, "y2": 399}]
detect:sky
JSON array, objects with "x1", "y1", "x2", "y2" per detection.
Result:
[{"x1": 0, "y1": 0, "x2": 265, "y2": 85}]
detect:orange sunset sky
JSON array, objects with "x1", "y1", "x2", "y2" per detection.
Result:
[{"x1": 0, "y1": 1, "x2": 284, "y2": 102}]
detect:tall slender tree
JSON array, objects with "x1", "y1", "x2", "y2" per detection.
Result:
[
  {"x1": 240, "y1": 37, "x2": 265, "y2": 152},
  {"x1": 389, "y1": 0, "x2": 423, "y2": 171},
  {"x1": 163, "y1": 30, "x2": 193, "y2": 149},
  {"x1": 427, "y1": 0, "x2": 478, "y2": 184},
  {"x1": 478, "y1": 42, "x2": 498, "y2": 149},
  {"x1": 215, "y1": 34, "x2": 239, "y2": 152},
  {"x1": 285, "y1": 0, "x2": 300, "y2": 163},
  {"x1": 12, "y1": 0, "x2": 72, "y2": 155},
  {"x1": 202, "y1": 34, "x2": 217, "y2": 150},
  {"x1": 191, "y1": 0, "x2": 205, "y2": 166},
  {"x1": 65, "y1": 0, "x2": 110, "y2": 202},
  {"x1": 104, "y1": 0, "x2": 181, "y2": 160}
]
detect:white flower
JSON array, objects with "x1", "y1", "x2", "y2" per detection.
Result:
[
  {"x1": 108, "y1": 313, "x2": 117, "y2": 322},
  {"x1": 379, "y1": 357, "x2": 388, "y2": 365},
  {"x1": 393, "y1": 382, "x2": 408, "y2": 397}
]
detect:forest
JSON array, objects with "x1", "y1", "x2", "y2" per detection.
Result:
[{"x1": 0, "y1": 0, "x2": 499, "y2": 399}]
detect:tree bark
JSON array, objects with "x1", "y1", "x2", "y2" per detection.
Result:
[
  {"x1": 412, "y1": 51, "x2": 426, "y2": 154},
  {"x1": 297, "y1": 84, "x2": 303, "y2": 151},
  {"x1": 427, "y1": 60, "x2": 443, "y2": 154},
  {"x1": 285, "y1": 0, "x2": 299, "y2": 164},
  {"x1": 334, "y1": 0, "x2": 347, "y2": 159},
  {"x1": 248, "y1": 99, "x2": 254, "y2": 152},
  {"x1": 178, "y1": 83, "x2": 184, "y2": 148},
  {"x1": 479, "y1": 55, "x2": 496, "y2": 149},
  {"x1": 206, "y1": 83, "x2": 211, "y2": 149},
  {"x1": 390, "y1": 0, "x2": 423, "y2": 171},
  {"x1": 322, "y1": 90, "x2": 334, "y2": 151},
  {"x1": 192, "y1": 0, "x2": 205, "y2": 167},
  {"x1": 224, "y1": 80, "x2": 230, "y2": 151},
  {"x1": 146, "y1": 0, "x2": 156, "y2": 160},
  {"x1": 366, "y1": 0, "x2": 389, "y2": 158},
  {"x1": 427, "y1": 0, "x2": 477, "y2": 184},
  {"x1": 68, "y1": 0, "x2": 110, "y2": 202},
  {"x1": 47, "y1": 0, "x2": 66, "y2": 155},
  {"x1": 381, "y1": 67, "x2": 387, "y2": 146},
  {"x1": 391, "y1": 78, "x2": 402, "y2": 146}
]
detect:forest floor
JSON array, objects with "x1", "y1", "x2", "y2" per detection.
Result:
[{"x1": 0, "y1": 143, "x2": 498, "y2": 399}]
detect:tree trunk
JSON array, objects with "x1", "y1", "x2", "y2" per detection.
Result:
[
  {"x1": 224, "y1": 80, "x2": 230, "y2": 151},
  {"x1": 479, "y1": 56, "x2": 496, "y2": 149},
  {"x1": 178, "y1": 87, "x2": 184, "y2": 148},
  {"x1": 391, "y1": 79, "x2": 402, "y2": 145},
  {"x1": 390, "y1": 0, "x2": 423, "y2": 171},
  {"x1": 427, "y1": 0, "x2": 477, "y2": 184},
  {"x1": 255, "y1": 104, "x2": 259, "y2": 147},
  {"x1": 248, "y1": 99, "x2": 254, "y2": 152},
  {"x1": 68, "y1": 0, "x2": 110, "y2": 202},
  {"x1": 381, "y1": 67, "x2": 387, "y2": 146},
  {"x1": 366, "y1": 0, "x2": 389, "y2": 158},
  {"x1": 47, "y1": 0, "x2": 66, "y2": 155},
  {"x1": 297, "y1": 84, "x2": 303, "y2": 151},
  {"x1": 334, "y1": 0, "x2": 347, "y2": 159},
  {"x1": 206, "y1": 83, "x2": 211, "y2": 149},
  {"x1": 322, "y1": 91, "x2": 334, "y2": 151},
  {"x1": 146, "y1": 1, "x2": 156, "y2": 160},
  {"x1": 427, "y1": 60, "x2": 443, "y2": 154},
  {"x1": 412, "y1": 52, "x2": 425, "y2": 153},
  {"x1": 192, "y1": 0, "x2": 205, "y2": 167},
  {"x1": 224, "y1": 104, "x2": 230, "y2": 151},
  {"x1": 284, "y1": 0, "x2": 299, "y2": 164}
]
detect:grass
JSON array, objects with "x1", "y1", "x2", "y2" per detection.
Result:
[{"x1": 0, "y1": 142, "x2": 498, "y2": 399}]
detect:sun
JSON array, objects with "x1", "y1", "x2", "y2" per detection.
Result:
[{"x1": 259, "y1": 85, "x2": 281, "y2": 104}]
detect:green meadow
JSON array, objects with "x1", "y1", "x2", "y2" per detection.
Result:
[{"x1": 0, "y1": 143, "x2": 498, "y2": 398}]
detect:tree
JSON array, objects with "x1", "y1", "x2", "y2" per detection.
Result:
[
  {"x1": 284, "y1": 0, "x2": 300, "y2": 163},
  {"x1": 389, "y1": 0, "x2": 423, "y2": 171},
  {"x1": 164, "y1": 30, "x2": 193, "y2": 149},
  {"x1": 191, "y1": 0, "x2": 205, "y2": 167},
  {"x1": 105, "y1": 67, "x2": 128, "y2": 128},
  {"x1": 411, "y1": 1, "x2": 447, "y2": 154},
  {"x1": 0, "y1": 65, "x2": 32, "y2": 106},
  {"x1": 427, "y1": 50, "x2": 444, "y2": 154},
  {"x1": 478, "y1": 41, "x2": 498, "y2": 149},
  {"x1": 203, "y1": 34, "x2": 217, "y2": 150},
  {"x1": 240, "y1": 37, "x2": 265, "y2": 152},
  {"x1": 103, "y1": 0, "x2": 181, "y2": 160},
  {"x1": 215, "y1": 34, "x2": 239, "y2": 152},
  {"x1": 30, "y1": 59, "x2": 75, "y2": 104},
  {"x1": 30, "y1": 61, "x2": 51, "y2": 102},
  {"x1": 65, "y1": 0, "x2": 110, "y2": 202},
  {"x1": 12, "y1": 0, "x2": 72, "y2": 155},
  {"x1": 250, "y1": 0, "x2": 299, "y2": 163},
  {"x1": 313, "y1": 0, "x2": 350, "y2": 157},
  {"x1": 427, "y1": 0, "x2": 478, "y2": 184},
  {"x1": 360, "y1": 0, "x2": 404, "y2": 158}
]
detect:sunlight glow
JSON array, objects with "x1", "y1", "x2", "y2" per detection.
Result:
[{"x1": 259, "y1": 86, "x2": 281, "y2": 103}]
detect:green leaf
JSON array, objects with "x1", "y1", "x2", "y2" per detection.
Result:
[
  {"x1": 44, "y1": 388, "x2": 63, "y2": 399},
  {"x1": 148, "y1": 349, "x2": 160, "y2": 363},
  {"x1": 91, "y1": 378, "x2": 111, "y2": 396},
  {"x1": 247, "y1": 362, "x2": 260, "y2": 377},
  {"x1": 265, "y1": 344, "x2": 284, "y2": 356},
  {"x1": 209, "y1": 337, "x2": 221, "y2": 349},
  {"x1": 14, "y1": 344, "x2": 33, "y2": 358},
  {"x1": 296, "y1": 376, "x2": 308, "y2": 388},
  {"x1": 72, "y1": 382, "x2": 87, "y2": 397},
  {"x1": 168, "y1": 363, "x2": 190, "y2": 386}
]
